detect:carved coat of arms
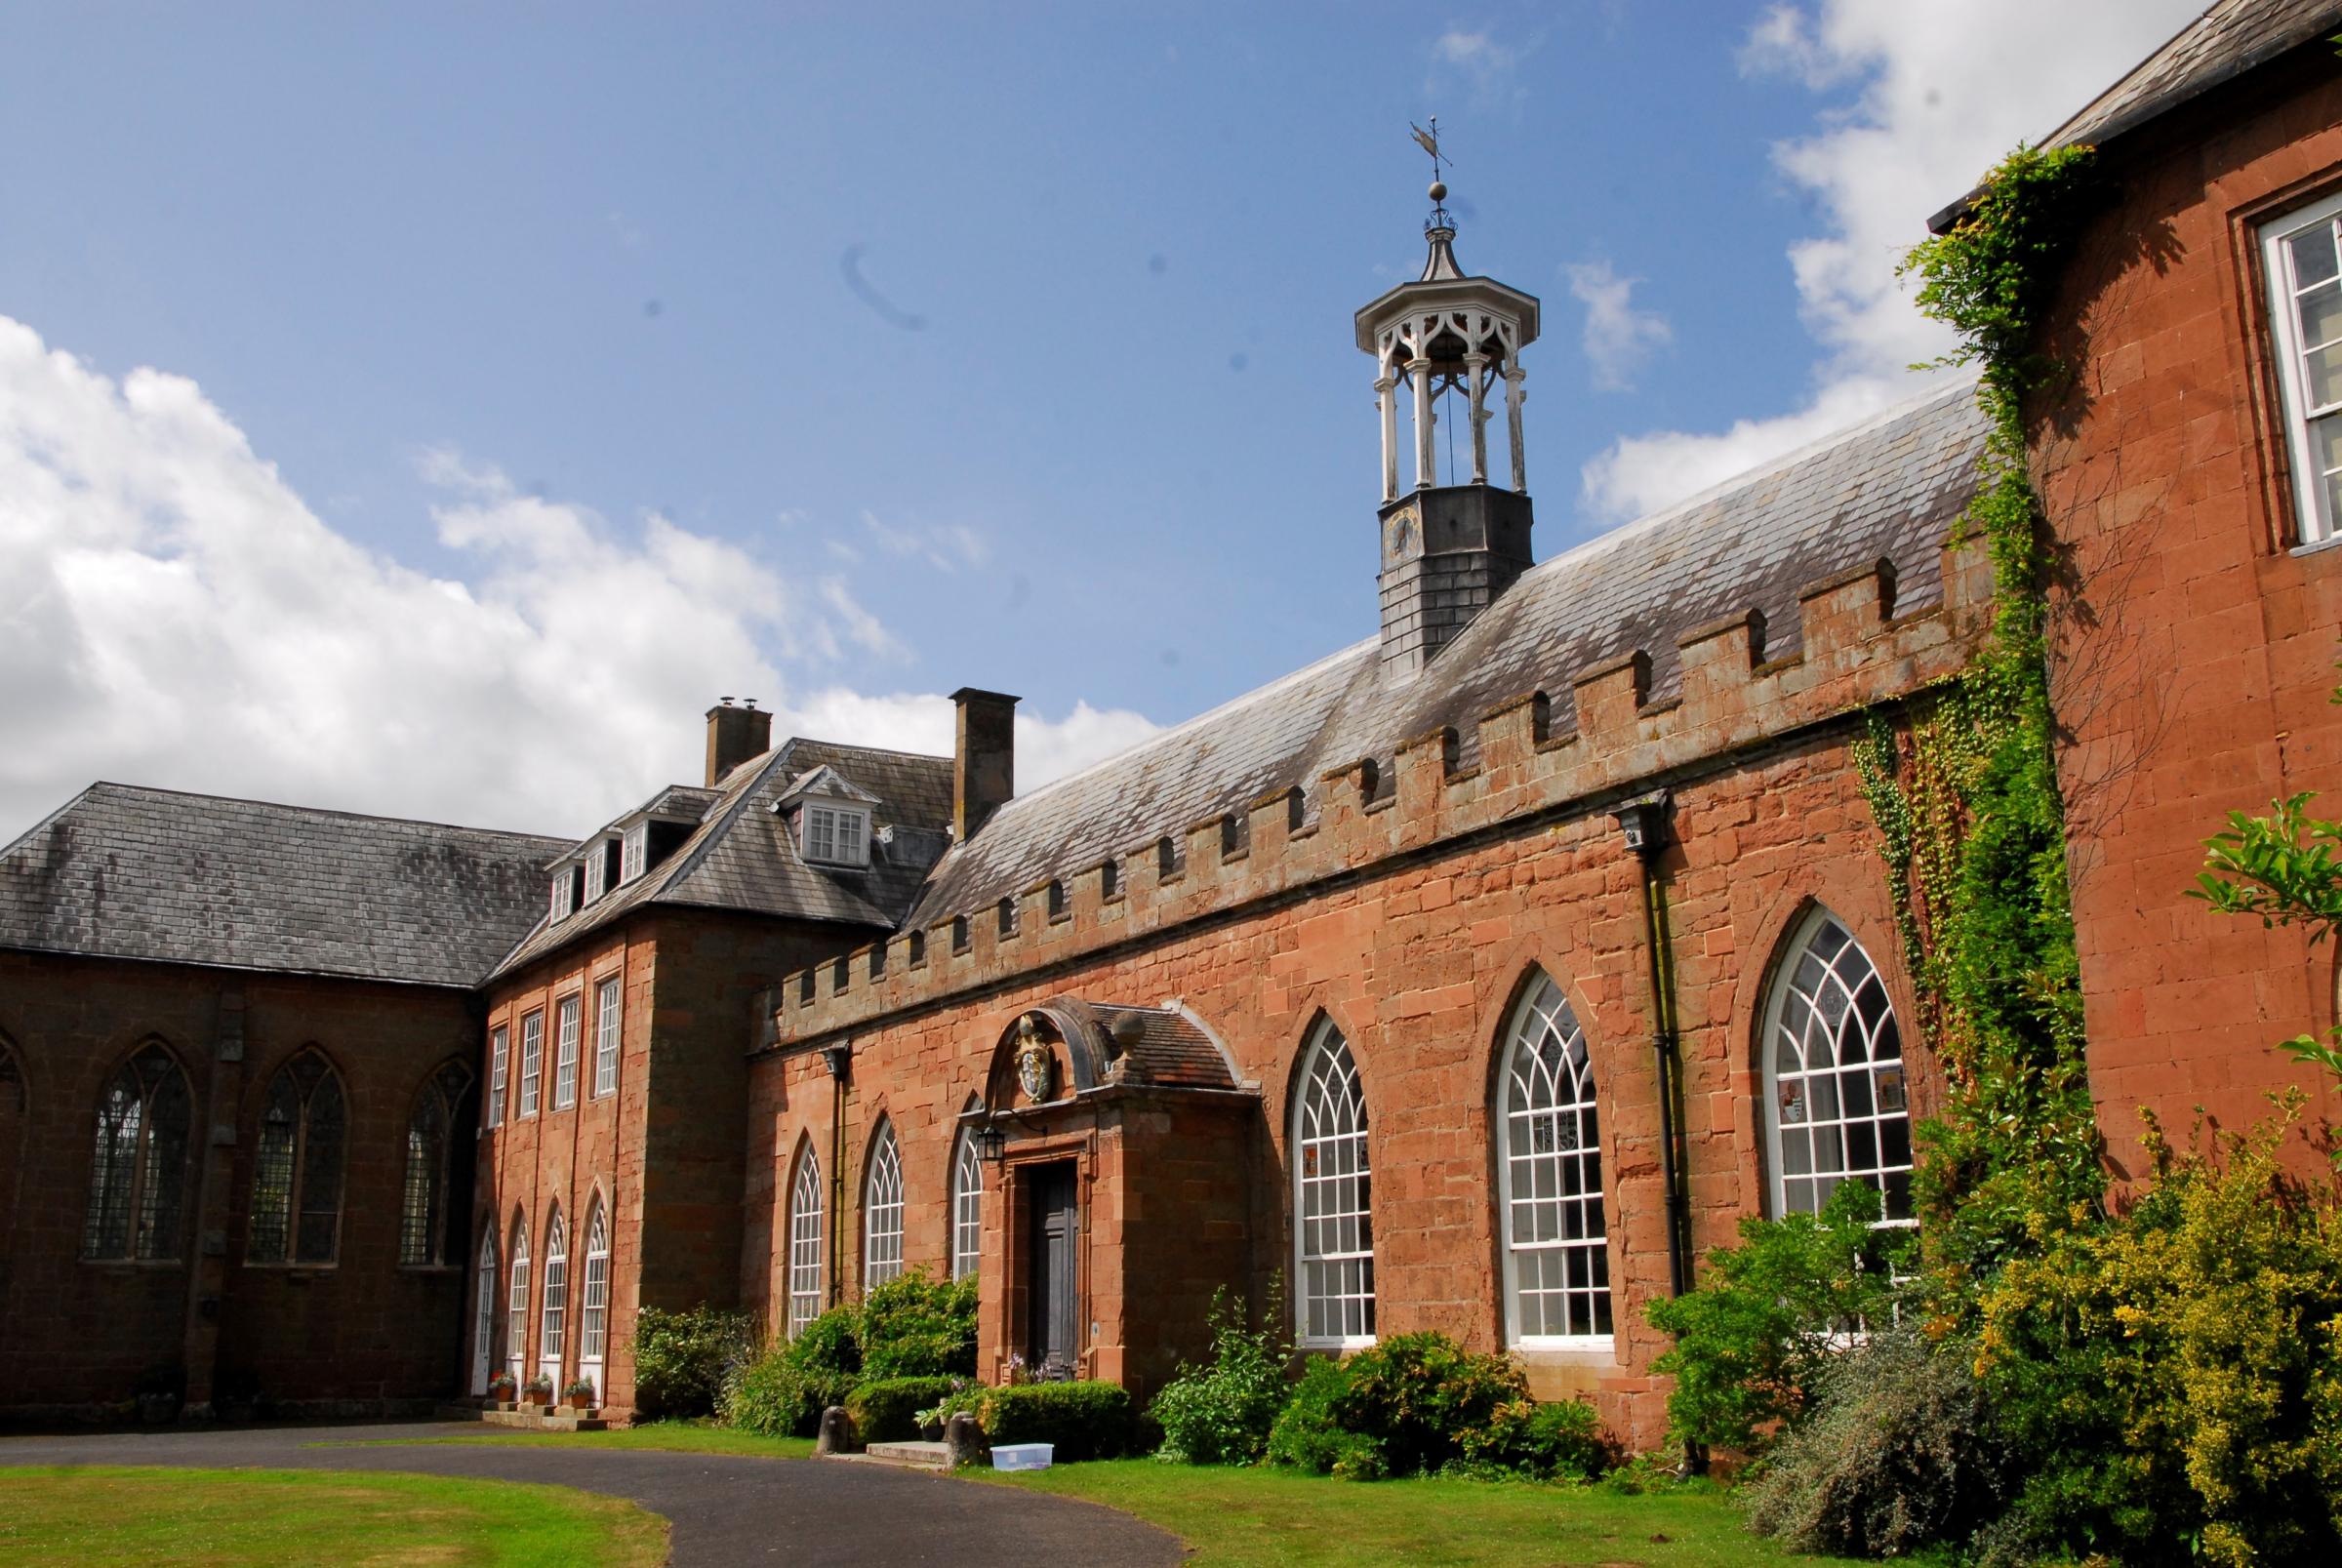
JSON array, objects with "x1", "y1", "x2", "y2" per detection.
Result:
[{"x1": 1014, "y1": 1015, "x2": 1056, "y2": 1104}]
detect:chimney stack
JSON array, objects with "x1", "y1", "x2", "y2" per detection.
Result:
[
  {"x1": 705, "y1": 698, "x2": 773, "y2": 786},
  {"x1": 950, "y1": 688, "x2": 1019, "y2": 842}
]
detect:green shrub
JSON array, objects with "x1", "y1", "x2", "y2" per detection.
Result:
[
  {"x1": 1974, "y1": 1105, "x2": 2342, "y2": 1568},
  {"x1": 1265, "y1": 1355, "x2": 1354, "y2": 1474},
  {"x1": 1329, "y1": 1332, "x2": 1528, "y2": 1477},
  {"x1": 846, "y1": 1375, "x2": 963, "y2": 1445},
  {"x1": 859, "y1": 1270, "x2": 977, "y2": 1378},
  {"x1": 1148, "y1": 1287, "x2": 1290, "y2": 1465},
  {"x1": 947, "y1": 1381, "x2": 1135, "y2": 1461},
  {"x1": 787, "y1": 1306, "x2": 864, "y2": 1381},
  {"x1": 628, "y1": 1305, "x2": 754, "y2": 1420},
  {"x1": 1454, "y1": 1396, "x2": 1611, "y2": 1481},
  {"x1": 1743, "y1": 1327, "x2": 2008, "y2": 1557},
  {"x1": 1643, "y1": 1181, "x2": 1909, "y2": 1453}
]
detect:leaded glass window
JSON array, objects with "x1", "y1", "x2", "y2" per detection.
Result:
[
  {"x1": 1763, "y1": 908, "x2": 1914, "y2": 1225},
  {"x1": 950, "y1": 1127, "x2": 983, "y2": 1281},
  {"x1": 400, "y1": 1060, "x2": 474, "y2": 1266},
  {"x1": 1292, "y1": 1022, "x2": 1375, "y2": 1347},
  {"x1": 1497, "y1": 975, "x2": 1610, "y2": 1342},
  {"x1": 539, "y1": 1208, "x2": 568, "y2": 1388},
  {"x1": 863, "y1": 1122, "x2": 904, "y2": 1290},
  {"x1": 248, "y1": 1050, "x2": 346, "y2": 1265},
  {"x1": 787, "y1": 1147, "x2": 825, "y2": 1337},
  {"x1": 83, "y1": 1041, "x2": 192, "y2": 1261}
]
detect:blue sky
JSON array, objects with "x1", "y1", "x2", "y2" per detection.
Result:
[{"x1": 0, "y1": 2, "x2": 2201, "y2": 838}]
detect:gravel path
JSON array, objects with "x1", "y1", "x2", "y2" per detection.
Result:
[{"x1": 0, "y1": 1421, "x2": 1185, "y2": 1567}]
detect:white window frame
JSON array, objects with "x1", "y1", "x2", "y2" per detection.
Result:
[
  {"x1": 592, "y1": 977, "x2": 622, "y2": 1099},
  {"x1": 472, "y1": 1226, "x2": 499, "y2": 1395},
  {"x1": 787, "y1": 1148, "x2": 826, "y2": 1337},
  {"x1": 583, "y1": 842, "x2": 608, "y2": 903},
  {"x1": 620, "y1": 822, "x2": 648, "y2": 883},
  {"x1": 578, "y1": 1201, "x2": 610, "y2": 1399},
  {"x1": 486, "y1": 1025, "x2": 507, "y2": 1130},
  {"x1": 801, "y1": 804, "x2": 871, "y2": 867},
  {"x1": 549, "y1": 869, "x2": 575, "y2": 922},
  {"x1": 506, "y1": 1219, "x2": 532, "y2": 1386},
  {"x1": 553, "y1": 994, "x2": 580, "y2": 1110},
  {"x1": 950, "y1": 1127, "x2": 983, "y2": 1281},
  {"x1": 2263, "y1": 189, "x2": 2342, "y2": 545},
  {"x1": 539, "y1": 1209, "x2": 567, "y2": 1391},
  {"x1": 1762, "y1": 906, "x2": 1917, "y2": 1229},
  {"x1": 518, "y1": 1011, "x2": 544, "y2": 1118},
  {"x1": 863, "y1": 1123, "x2": 904, "y2": 1290},
  {"x1": 1497, "y1": 974, "x2": 1612, "y2": 1347},
  {"x1": 1292, "y1": 1020, "x2": 1376, "y2": 1349}
]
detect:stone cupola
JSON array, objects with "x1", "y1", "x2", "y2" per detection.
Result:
[{"x1": 1353, "y1": 178, "x2": 1541, "y2": 678}]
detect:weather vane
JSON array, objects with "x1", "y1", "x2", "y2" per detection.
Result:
[{"x1": 1410, "y1": 117, "x2": 1453, "y2": 229}]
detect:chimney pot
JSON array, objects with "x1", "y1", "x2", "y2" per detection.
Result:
[{"x1": 950, "y1": 688, "x2": 1019, "y2": 842}]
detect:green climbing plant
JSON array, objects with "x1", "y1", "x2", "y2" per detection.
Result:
[{"x1": 1852, "y1": 143, "x2": 2106, "y2": 1279}]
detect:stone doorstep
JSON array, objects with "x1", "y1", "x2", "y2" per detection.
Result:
[
  {"x1": 855, "y1": 1439, "x2": 951, "y2": 1470},
  {"x1": 433, "y1": 1403, "x2": 608, "y2": 1433}
]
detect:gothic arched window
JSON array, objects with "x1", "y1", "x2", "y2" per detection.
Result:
[
  {"x1": 1292, "y1": 1021, "x2": 1375, "y2": 1347},
  {"x1": 539, "y1": 1207, "x2": 568, "y2": 1388},
  {"x1": 950, "y1": 1121, "x2": 983, "y2": 1281},
  {"x1": 473, "y1": 1226, "x2": 501, "y2": 1395},
  {"x1": 1497, "y1": 974, "x2": 1610, "y2": 1343},
  {"x1": 401, "y1": 1061, "x2": 476, "y2": 1266},
  {"x1": 578, "y1": 1199, "x2": 611, "y2": 1397},
  {"x1": 1763, "y1": 907, "x2": 1915, "y2": 1225},
  {"x1": 787, "y1": 1146, "x2": 825, "y2": 1337},
  {"x1": 248, "y1": 1049, "x2": 347, "y2": 1265},
  {"x1": 505, "y1": 1215, "x2": 532, "y2": 1383},
  {"x1": 863, "y1": 1121, "x2": 904, "y2": 1291},
  {"x1": 84, "y1": 1040, "x2": 193, "y2": 1261}
]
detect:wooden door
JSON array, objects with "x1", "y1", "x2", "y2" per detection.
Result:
[{"x1": 1025, "y1": 1164, "x2": 1078, "y2": 1380}]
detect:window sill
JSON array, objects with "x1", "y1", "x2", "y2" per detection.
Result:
[
  {"x1": 1511, "y1": 1335, "x2": 1617, "y2": 1357},
  {"x1": 79, "y1": 1258, "x2": 184, "y2": 1270},
  {"x1": 242, "y1": 1261, "x2": 340, "y2": 1273},
  {"x1": 2291, "y1": 533, "x2": 2342, "y2": 559},
  {"x1": 1297, "y1": 1335, "x2": 1375, "y2": 1352}
]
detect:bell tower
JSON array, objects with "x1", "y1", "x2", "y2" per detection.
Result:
[{"x1": 1353, "y1": 157, "x2": 1541, "y2": 678}]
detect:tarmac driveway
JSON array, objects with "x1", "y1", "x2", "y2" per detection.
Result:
[{"x1": 0, "y1": 1421, "x2": 1185, "y2": 1567}]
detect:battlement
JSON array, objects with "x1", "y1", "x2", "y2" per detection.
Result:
[{"x1": 764, "y1": 533, "x2": 1990, "y2": 1052}]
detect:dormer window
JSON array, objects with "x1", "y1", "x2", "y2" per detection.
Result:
[
  {"x1": 583, "y1": 837, "x2": 620, "y2": 903},
  {"x1": 549, "y1": 864, "x2": 580, "y2": 922},
  {"x1": 621, "y1": 822, "x2": 648, "y2": 883},
  {"x1": 802, "y1": 804, "x2": 870, "y2": 866}
]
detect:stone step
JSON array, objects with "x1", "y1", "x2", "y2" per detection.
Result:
[
  {"x1": 433, "y1": 1403, "x2": 607, "y2": 1432},
  {"x1": 860, "y1": 1439, "x2": 950, "y2": 1469}
]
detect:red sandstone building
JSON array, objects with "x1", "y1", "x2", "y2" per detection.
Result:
[{"x1": 2, "y1": 0, "x2": 2336, "y2": 1442}]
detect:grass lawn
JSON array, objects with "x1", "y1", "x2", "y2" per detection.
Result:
[
  {"x1": 0, "y1": 1465, "x2": 667, "y2": 1567},
  {"x1": 973, "y1": 1460, "x2": 1862, "y2": 1568}
]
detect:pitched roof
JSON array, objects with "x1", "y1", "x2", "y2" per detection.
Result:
[
  {"x1": 1931, "y1": 0, "x2": 2342, "y2": 230},
  {"x1": 491, "y1": 738, "x2": 952, "y2": 979},
  {"x1": 0, "y1": 784, "x2": 570, "y2": 987},
  {"x1": 909, "y1": 376, "x2": 1991, "y2": 929},
  {"x1": 2046, "y1": 0, "x2": 2341, "y2": 152}
]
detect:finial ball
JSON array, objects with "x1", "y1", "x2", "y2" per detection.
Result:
[{"x1": 1428, "y1": 180, "x2": 1447, "y2": 204}]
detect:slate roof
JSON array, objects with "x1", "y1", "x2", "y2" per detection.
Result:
[
  {"x1": 1932, "y1": 0, "x2": 2342, "y2": 229},
  {"x1": 0, "y1": 784, "x2": 571, "y2": 987},
  {"x1": 491, "y1": 738, "x2": 953, "y2": 978},
  {"x1": 909, "y1": 375, "x2": 1990, "y2": 929}
]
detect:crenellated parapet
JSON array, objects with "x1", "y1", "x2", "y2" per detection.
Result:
[{"x1": 765, "y1": 535, "x2": 1988, "y2": 1051}]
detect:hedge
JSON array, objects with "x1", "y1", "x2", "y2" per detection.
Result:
[
  {"x1": 845, "y1": 1376, "x2": 962, "y2": 1446},
  {"x1": 943, "y1": 1380, "x2": 1136, "y2": 1461}
]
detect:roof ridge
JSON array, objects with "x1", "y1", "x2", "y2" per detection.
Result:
[{"x1": 50, "y1": 781, "x2": 570, "y2": 846}]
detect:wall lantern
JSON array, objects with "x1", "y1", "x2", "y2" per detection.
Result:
[{"x1": 972, "y1": 1121, "x2": 1008, "y2": 1163}]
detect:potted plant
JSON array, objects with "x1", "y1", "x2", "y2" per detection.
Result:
[
  {"x1": 560, "y1": 1377, "x2": 598, "y2": 1413},
  {"x1": 486, "y1": 1371, "x2": 517, "y2": 1408},
  {"x1": 523, "y1": 1373, "x2": 555, "y2": 1408}
]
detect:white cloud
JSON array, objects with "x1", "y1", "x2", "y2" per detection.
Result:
[
  {"x1": 0, "y1": 317, "x2": 1154, "y2": 841},
  {"x1": 1428, "y1": 27, "x2": 1526, "y2": 114},
  {"x1": 859, "y1": 508, "x2": 989, "y2": 573},
  {"x1": 1578, "y1": 0, "x2": 2203, "y2": 521},
  {"x1": 1564, "y1": 260, "x2": 1672, "y2": 392},
  {"x1": 783, "y1": 690, "x2": 1163, "y2": 797}
]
